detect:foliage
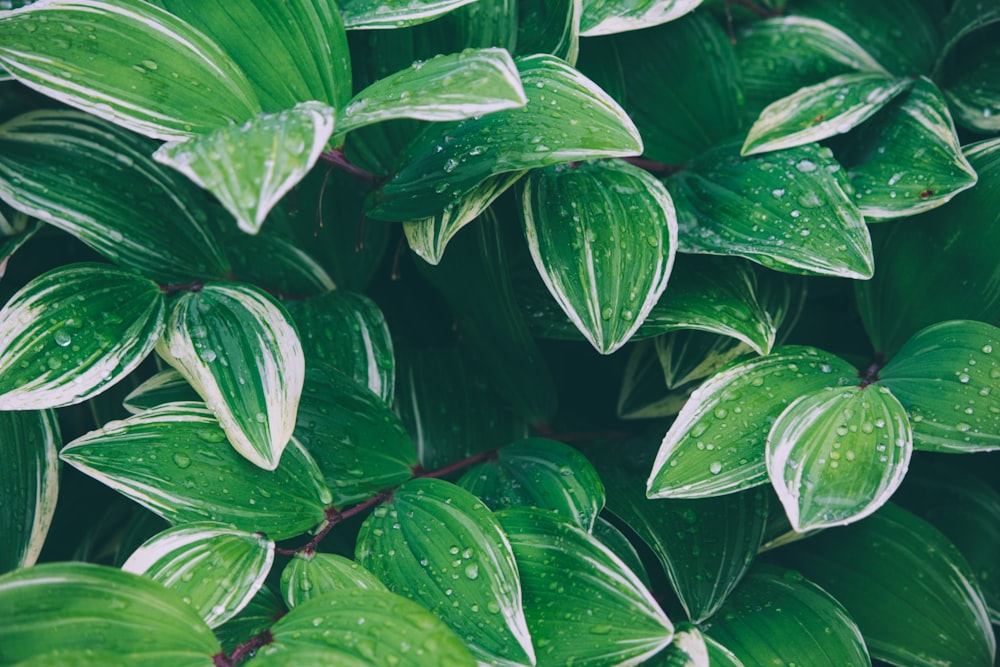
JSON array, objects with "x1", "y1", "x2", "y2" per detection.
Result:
[{"x1": 0, "y1": 0, "x2": 998, "y2": 665}]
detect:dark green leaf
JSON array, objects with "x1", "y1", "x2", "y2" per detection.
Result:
[
  {"x1": 356, "y1": 478, "x2": 534, "y2": 666},
  {"x1": 579, "y1": 0, "x2": 700, "y2": 36},
  {"x1": 940, "y1": 25, "x2": 1000, "y2": 132},
  {"x1": 0, "y1": 213, "x2": 39, "y2": 270},
  {"x1": 940, "y1": 0, "x2": 1000, "y2": 59},
  {"x1": 616, "y1": 336, "x2": 714, "y2": 420},
  {"x1": 123, "y1": 369, "x2": 201, "y2": 414},
  {"x1": 280, "y1": 552, "x2": 387, "y2": 608},
  {"x1": 223, "y1": 231, "x2": 335, "y2": 298},
  {"x1": 703, "y1": 636, "x2": 743, "y2": 667},
  {"x1": 516, "y1": 0, "x2": 580, "y2": 64},
  {"x1": 339, "y1": 0, "x2": 480, "y2": 29},
  {"x1": 60, "y1": 402, "x2": 331, "y2": 540},
  {"x1": 591, "y1": 515, "x2": 652, "y2": 589},
  {"x1": 654, "y1": 331, "x2": 753, "y2": 392}
]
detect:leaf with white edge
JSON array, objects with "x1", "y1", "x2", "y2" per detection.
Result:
[
  {"x1": 123, "y1": 369, "x2": 200, "y2": 414},
  {"x1": 516, "y1": 0, "x2": 580, "y2": 64},
  {"x1": 781, "y1": 503, "x2": 996, "y2": 667},
  {"x1": 156, "y1": 283, "x2": 305, "y2": 471},
  {"x1": 657, "y1": 331, "x2": 753, "y2": 392},
  {"x1": 262, "y1": 588, "x2": 476, "y2": 667},
  {"x1": 647, "y1": 347, "x2": 858, "y2": 499},
  {"x1": 339, "y1": 0, "x2": 480, "y2": 29},
  {"x1": 703, "y1": 636, "x2": 743, "y2": 667},
  {"x1": 767, "y1": 385, "x2": 911, "y2": 532},
  {"x1": 356, "y1": 478, "x2": 535, "y2": 667},
  {"x1": 648, "y1": 624, "x2": 708, "y2": 667},
  {"x1": 616, "y1": 337, "x2": 706, "y2": 420},
  {"x1": 0, "y1": 110, "x2": 231, "y2": 283},
  {"x1": 155, "y1": 102, "x2": 335, "y2": 235},
  {"x1": 0, "y1": 408, "x2": 59, "y2": 573},
  {"x1": 0, "y1": 263, "x2": 164, "y2": 410},
  {"x1": 0, "y1": 562, "x2": 220, "y2": 666},
  {"x1": 702, "y1": 566, "x2": 871, "y2": 667},
  {"x1": 845, "y1": 77, "x2": 977, "y2": 219},
  {"x1": 457, "y1": 438, "x2": 606, "y2": 532},
  {"x1": 60, "y1": 402, "x2": 331, "y2": 540},
  {"x1": 741, "y1": 73, "x2": 910, "y2": 156},
  {"x1": 497, "y1": 507, "x2": 674, "y2": 667},
  {"x1": 339, "y1": 48, "x2": 526, "y2": 134},
  {"x1": 0, "y1": 0, "x2": 260, "y2": 141},
  {"x1": 671, "y1": 142, "x2": 873, "y2": 279},
  {"x1": 369, "y1": 54, "x2": 642, "y2": 222},
  {"x1": 280, "y1": 552, "x2": 387, "y2": 609},
  {"x1": 879, "y1": 319, "x2": 1000, "y2": 452},
  {"x1": 121, "y1": 521, "x2": 274, "y2": 628},
  {"x1": 940, "y1": 0, "x2": 1000, "y2": 58},
  {"x1": 225, "y1": 231, "x2": 335, "y2": 298},
  {"x1": 580, "y1": 0, "x2": 700, "y2": 36},
  {"x1": 0, "y1": 214, "x2": 39, "y2": 273},
  {"x1": 591, "y1": 515, "x2": 652, "y2": 589},
  {"x1": 215, "y1": 585, "x2": 285, "y2": 655},
  {"x1": 941, "y1": 28, "x2": 1000, "y2": 132},
  {"x1": 521, "y1": 159, "x2": 676, "y2": 354}
]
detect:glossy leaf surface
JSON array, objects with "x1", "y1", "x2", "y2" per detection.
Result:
[
  {"x1": 339, "y1": 0, "x2": 480, "y2": 29},
  {"x1": 280, "y1": 552, "x2": 387, "y2": 609},
  {"x1": 579, "y1": 0, "x2": 700, "y2": 36}
]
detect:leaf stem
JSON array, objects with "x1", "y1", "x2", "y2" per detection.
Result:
[
  {"x1": 859, "y1": 352, "x2": 886, "y2": 387},
  {"x1": 318, "y1": 148, "x2": 379, "y2": 187},
  {"x1": 621, "y1": 156, "x2": 684, "y2": 177},
  {"x1": 159, "y1": 280, "x2": 203, "y2": 295},
  {"x1": 214, "y1": 629, "x2": 273, "y2": 667}
]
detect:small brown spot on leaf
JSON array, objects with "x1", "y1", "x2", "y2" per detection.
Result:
[{"x1": 919, "y1": 189, "x2": 934, "y2": 199}]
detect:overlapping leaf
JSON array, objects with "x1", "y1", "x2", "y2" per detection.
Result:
[
  {"x1": 123, "y1": 369, "x2": 200, "y2": 414},
  {"x1": 648, "y1": 624, "x2": 708, "y2": 667},
  {"x1": 940, "y1": 28, "x2": 1000, "y2": 132},
  {"x1": 579, "y1": 0, "x2": 700, "y2": 36},
  {"x1": 0, "y1": 263, "x2": 164, "y2": 410},
  {"x1": 215, "y1": 586, "x2": 285, "y2": 655},
  {"x1": 224, "y1": 231, "x2": 335, "y2": 298},
  {"x1": 591, "y1": 515, "x2": 652, "y2": 589},
  {"x1": 339, "y1": 0, "x2": 480, "y2": 29},
  {"x1": 156, "y1": 283, "x2": 305, "y2": 470},
  {"x1": 280, "y1": 552, "x2": 387, "y2": 609},
  {"x1": 516, "y1": 0, "x2": 580, "y2": 64}
]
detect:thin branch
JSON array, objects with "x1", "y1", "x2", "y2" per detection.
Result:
[
  {"x1": 319, "y1": 148, "x2": 379, "y2": 187},
  {"x1": 214, "y1": 630, "x2": 274, "y2": 667},
  {"x1": 621, "y1": 156, "x2": 684, "y2": 178},
  {"x1": 859, "y1": 352, "x2": 886, "y2": 388},
  {"x1": 411, "y1": 448, "x2": 499, "y2": 480}
]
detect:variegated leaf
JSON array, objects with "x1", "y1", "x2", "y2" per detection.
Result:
[
  {"x1": 517, "y1": 0, "x2": 581, "y2": 65},
  {"x1": 580, "y1": 0, "x2": 701, "y2": 36},
  {"x1": 123, "y1": 369, "x2": 200, "y2": 414},
  {"x1": 280, "y1": 552, "x2": 387, "y2": 609},
  {"x1": 339, "y1": 0, "x2": 479, "y2": 29}
]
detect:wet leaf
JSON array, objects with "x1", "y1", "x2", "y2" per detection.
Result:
[
  {"x1": 339, "y1": 0, "x2": 480, "y2": 29},
  {"x1": 579, "y1": 0, "x2": 700, "y2": 36},
  {"x1": 123, "y1": 369, "x2": 201, "y2": 414},
  {"x1": 280, "y1": 552, "x2": 387, "y2": 609},
  {"x1": 591, "y1": 515, "x2": 652, "y2": 589},
  {"x1": 516, "y1": 0, "x2": 580, "y2": 64}
]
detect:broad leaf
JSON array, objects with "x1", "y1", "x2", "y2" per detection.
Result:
[
  {"x1": 647, "y1": 347, "x2": 858, "y2": 499},
  {"x1": 781, "y1": 503, "x2": 996, "y2": 667},
  {"x1": 767, "y1": 385, "x2": 911, "y2": 531},
  {"x1": 0, "y1": 263, "x2": 164, "y2": 410},
  {"x1": 497, "y1": 507, "x2": 674, "y2": 666},
  {"x1": 0, "y1": 408, "x2": 59, "y2": 573},
  {"x1": 60, "y1": 402, "x2": 331, "y2": 540},
  {"x1": 703, "y1": 637, "x2": 743, "y2": 667},
  {"x1": 224, "y1": 231, "x2": 335, "y2": 298},
  {"x1": 0, "y1": 110, "x2": 230, "y2": 283},
  {"x1": 356, "y1": 478, "x2": 535, "y2": 667},
  {"x1": 878, "y1": 320, "x2": 1000, "y2": 452},
  {"x1": 155, "y1": 102, "x2": 336, "y2": 235},
  {"x1": 579, "y1": 0, "x2": 700, "y2": 36},
  {"x1": 0, "y1": 0, "x2": 260, "y2": 140},
  {"x1": 671, "y1": 142, "x2": 874, "y2": 279},
  {"x1": 123, "y1": 369, "x2": 200, "y2": 414},
  {"x1": 741, "y1": 73, "x2": 910, "y2": 156},
  {"x1": 156, "y1": 283, "x2": 305, "y2": 471},
  {"x1": 262, "y1": 588, "x2": 476, "y2": 667},
  {"x1": 280, "y1": 552, "x2": 387, "y2": 608},
  {"x1": 0, "y1": 562, "x2": 220, "y2": 665},
  {"x1": 339, "y1": 0, "x2": 480, "y2": 29},
  {"x1": 516, "y1": 0, "x2": 580, "y2": 64},
  {"x1": 656, "y1": 331, "x2": 753, "y2": 392},
  {"x1": 339, "y1": 48, "x2": 526, "y2": 133},
  {"x1": 941, "y1": 27, "x2": 1000, "y2": 132},
  {"x1": 121, "y1": 521, "x2": 274, "y2": 628},
  {"x1": 591, "y1": 515, "x2": 652, "y2": 589},
  {"x1": 702, "y1": 566, "x2": 871, "y2": 667},
  {"x1": 368, "y1": 54, "x2": 642, "y2": 222},
  {"x1": 521, "y1": 159, "x2": 677, "y2": 354},
  {"x1": 616, "y1": 336, "x2": 717, "y2": 420},
  {"x1": 458, "y1": 438, "x2": 606, "y2": 531},
  {"x1": 940, "y1": 0, "x2": 1000, "y2": 58}
]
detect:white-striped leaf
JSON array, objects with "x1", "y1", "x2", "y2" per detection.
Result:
[
  {"x1": 0, "y1": 0, "x2": 261, "y2": 141},
  {"x1": 60, "y1": 402, "x2": 331, "y2": 539},
  {"x1": 123, "y1": 369, "x2": 200, "y2": 414},
  {"x1": 0, "y1": 210, "x2": 38, "y2": 273},
  {"x1": 339, "y1": 0, "x2": 479, "y2": 29},
  {"x1": 766, "y1": 385, "x2": 912, "y2": 532},
  {"x1": 156, "y1": 283, "x2": 305, "y2": 471},
  {"x1": 651, "y1": 624, "x2": 709, "y2": 667},
  {"x1": 0, "y1": 408, "x2": 60, "y2": 574},
  {"x1": 521, "y1": 159, "x2": 676, "y2": 354},
  {"x1": 580, "y1": 0, "x2": 700, "y2": 36},
  {"x1": 0, "y1": 263, "x2": 164, "y2": 410},
  {"x1": 942, "y1": 30, "x2": 1000, "y2": 133},
  {"x1": 517, "y1": 0, "x2": 580, "y2": 65},
  {"x1": 155, "y1": 101, "x2": 336, "y2": 235},
  {"x1": 742, "y1": 73, "x2": 912, "y2": 156},
  {"x1": 225, "y1": 231, "x2": 335, "y2": 298},
  {"x1": 280, "y1": 552, "x2": 387, "y2": 609},
  {"x1": 339, "y1": 48, "x2": 526, "y2": 133},
  {"x1": 0, "y1": 110, "x2": 231, "y2": 283},
  {"x1": 122, "y1": 521, "x2": 274, "y2": 628}
]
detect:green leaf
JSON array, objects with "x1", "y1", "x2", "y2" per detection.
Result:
[
  {"x1": 616, "y1": 336, "x2": 718, "y2": 420},
  {"x1": 247, "y1": 649, "x2": 372, "y2": 667},
  {"x1": 940, "y1": 26, "x2": 1000, "y2": 132},
  {"x1": 288, "y1": 291, "x2": 394, "y2": 403},
  {"x1": 780, "y1": 503, "x2": 996, "y2": 667},
  {"x1": 368, "y1": 54, "x2": 642, "y2": 222},
  {"x1": 521, "y1": 159, "x2": 677, "y2": 354},
  {"x1": 703, "y1": 636, "x2": 743, "y2": 667},
  {"x1": 148, "y1": 0, "x2": 351, "y2": 112},
  {"x1": 215, "y1": 585, "x2": 285, "y2": 655},
  {"x1": 262, "y1": 588, "x2": 476, "y2": 667},
  {"x1": 0, "y1": 110, "x2": 231, "y2": 283},
  {"x1": 497, "y1": 506, "x2": 674, "y2": 666},
  {"x1": 280, "y1": 552, "x2": 387, "y2": 609},
  {"x1": 458, "y1": 438, "x2": 606, "y2": 531},
  {"x1": 579, "y1": 0, "x2": 700, "y2": 36},
  {"x1": 701, "y1": 566, "x2": 871, "y2": 667},
  {"x1": 591, "y1": 515, "x2": 652, "y2": 589},
  {"x1": 0, "y1": 408, "x2": 59, "y2": 573},
  {"x1": 647, "y1": 347, "x2": 858, "y2": 499},
  {"x1": 671, "y1": 142, "x2": 873, "y2": 279},
  {"x1": 647, "y1": 623, "x2": 708, "y2": 667},
  {"x1": 844, "y1": 77, "x2": 978, "y2": 219},
  {"x1": 339, "y1": 48, "x2": 526, "y2": 134},
  {"x1": 0, "y1": 562, "x2": 220, "y2": 665},
  {"x1": 655, "y1": 331, "x2": 753, "y2": 392},
  {"x1": 767, "y1": 385, "x2": 911, "y2": 531},
  {"x1": 224, "y1": 230, "x2": 335, "y2": 298},
  {"x1": 60, "y1": 402, "x2": 331, "y2": 540},
  {"x1": 940, "y1": 0, "x2": 1000, "y2": 59},
  {"x1": 878, "y1": 320, "x2": 1000, "y2": 452},
  {"x1": 121, "y1": 521, "x2": 274, "y2": 628},
  {"x1": 339, "y1": 0, "x2": 481, "y2": 29},
  {"x1": 0, "y1": 0, "x2": 260, "y2": 140},
  {"x1": 123, "y1": 369, "x2": 201, "y2": 414},
  {"x1": 0, "y1": 262, "x2": 164, "y2": 410},
  {"x1": 356, "y1": 478, "x2": 535, "y2": 667},
  {"x1": 154, "y1": 102, "x2": 336, "y2": 235},
  {"x1": 516, "y1": 0, "x2": 580, "y2": 64},
  {"x1": 294, "y1": 363, "x2": 416, "y2": 506},
  {"x1": 0, "y1": 213, "x2": 39, "y2": 270},
  {"x1": 156, "y1": 283, "x2": 305, "y2": 471}
]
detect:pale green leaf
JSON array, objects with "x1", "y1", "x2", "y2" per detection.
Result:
[
  {"x1": 340, "y1": 0, "x2": 480, "y2": 29},
  {"x1": 280, "y1": 552, "x2": 387, "y2": 609},
  {"x1": 516, "y1": 0, "x2": 580, "y2": 64},
  {"x1": 580, "y1": 0, "x2": 700, "y2": 36}
]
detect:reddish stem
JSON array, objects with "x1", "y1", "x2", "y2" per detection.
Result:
[
  {"x1": 319, "y1": 149, "x2": 379, "y2": 187},
  {"x1": 214, "y1": 630, "x2": 274, "y2": 667},
  {"x1": 859, "y1": 352, "x2": 886, "y2": 388},
  {"x1": 621, "y1": 156, "x2": 684, "y2": 177}
]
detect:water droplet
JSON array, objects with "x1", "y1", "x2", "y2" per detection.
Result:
[
  {"x1": 982, "y1": 344, "x2": 993, "y2": 354},
  {"x1": 53, "y1": 330, "x2": 71, "y2": 347},
  {"x1": 443, "y1": 158, "x2": 459, "y2": 173},
  {"x1": 173, "y1": 453, "x2": 191, "y2": 468},
  {"x1": 955, "y1": 422, "x2": 972, "y2": 432},
  {"x1": 959, "y1": 373, "x2": 971, "y2": 384},
  {"x1": 709, "y1": 461, "x2": 723, "y2": 475},
  {"x1": 795, "y1": 159, "x2": 818, "y2": 173},
  {"x1": 464, "y1": 564, "x2": 479, "y2": 580}
]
